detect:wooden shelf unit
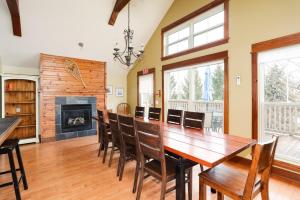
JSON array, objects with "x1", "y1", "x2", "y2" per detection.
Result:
[{"x1": 2, "y1": 76, "x2": 39, "y2": 143}]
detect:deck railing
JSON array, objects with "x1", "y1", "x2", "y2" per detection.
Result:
[
  {"x1": 167, "y1": 100, "x2": 224, "y2": 130},
  {"x1": 264, "y1": 102, "x2": 300, "y2": 137}
]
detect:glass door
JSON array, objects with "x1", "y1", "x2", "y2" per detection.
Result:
[
  {"x1": 164, "y1": 60, "x2": 225, "y2": 132},
  {"x1": 258, "y1": 44, "x2": 300, "y2": 165},
  {"x1": 138, "y1": 73, "x2": 154, "y2": 117}
]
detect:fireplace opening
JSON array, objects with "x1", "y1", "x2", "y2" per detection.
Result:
[{"x1": 61, "y1": 104, "x2": 92, "y2": 133}]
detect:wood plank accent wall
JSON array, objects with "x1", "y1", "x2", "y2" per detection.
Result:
[{"x1": 39, "y1": 54, "x2": 106, "y2": 140}]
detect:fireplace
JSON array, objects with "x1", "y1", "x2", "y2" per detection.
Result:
[
  {"x1": 61, "y1": 104, "x2": 92, "y2": 133},
  {"x1": 55, "y1": 96, "x2": 97, "y2": 140}
]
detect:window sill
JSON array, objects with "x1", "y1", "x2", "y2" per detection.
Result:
[{"x1": 161, "y1": 37, "x2": 229, "y2": 61}]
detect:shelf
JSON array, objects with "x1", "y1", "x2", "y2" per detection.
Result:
[
  {"x1": 6, "y1": 102, "x2": 35, "y2": 104},
  {"x1": 6, "y1": 113, "x2": 33, "y2": 117},
  {"x1": 17, "y1": 124, "x2": 36, "y2": 128},
  {"x1": 5, "y1": 90, "x2": 35, "y2": 92}
]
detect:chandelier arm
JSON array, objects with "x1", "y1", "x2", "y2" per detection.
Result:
[
  {"x1": 119, "y1": 31, "x2": 129, "y2": 57},
  {"x1": 115, "y1": 55, "x2": 127, "y2": 66}
]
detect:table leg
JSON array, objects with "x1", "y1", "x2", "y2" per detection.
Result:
[{"x1": 176, "y1": 158, "x2": 186, "y2": 200}]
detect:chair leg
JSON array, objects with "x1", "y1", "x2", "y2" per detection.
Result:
[
  {"x1": 102, "y1": 142, "x2": 108, "y2": 163},
  {"x1": 132, "y1": 160, "x2": 140, "y2": 193},
  {"x1": 98, "y1": 142, "x2": 103, "y2": 157},
  {"x1": 108, "y1": 144, "x2": 115, "y2": 167},
  {"x1": 136, "y1": 166, "x2": 145, "y2": 200},
  {"x1": 188, "y1": 168, "x2": 193, "y2": 200},
  {"x1": 117, "y1": 155, "x2": 121, "y2": 177},
  {"x1": 15, "y1": 144, "x2": 28, "y2": 190},
  {"x1": 217, "y1": 192, "x2": 224, "y2": 200},
  {"x1": 119, "y1": 155, "x2": 126, "y2": 181},
  {"x1": 160, "y1": 177, "x2": 167, "y2": 200},
  {"x1": 199, "y1": 177, "x2": 206, "y2": 200},
  {"x1": 8, "y1": 151, "x2": 21, "y2": 200},
  {"x1": 261, "y1": 182, "x2": 270, "y2": 200}
]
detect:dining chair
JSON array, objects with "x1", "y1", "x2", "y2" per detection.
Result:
[
  {"x1": 97, "y1": 110, "x2": 111, "y2": 158},
  {"x1": 118, "y1": 115, "x2": 140, "y2": 193},
  {"x1": 135, "y1": 106, "x2": 145, "y2": 118},
  {"x1": 135, "y1": 120, "x2": 193, "y2": 200},
  {"x1": 166, "y1": 109, "x2": 183, "y2": 125},
  {"x1": 107, "y1": 112, "x2": 121, "y2": 169},
  {"x1": 199, "y1": 135, "x2": 279, "y2": 200},
  {"x1": 148, "y1": 107, "x2": 161, "y2": 121},
  {"x1": 117, "y1": 103, "x2": 131, "y2": 115},
  {"x1": 183, "y1": 111, "x2": 205, "y2": 129}
]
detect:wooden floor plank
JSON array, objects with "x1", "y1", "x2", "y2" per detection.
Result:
[{"x1": 0, "y1": 136, "x2": 299, "y2": 200}]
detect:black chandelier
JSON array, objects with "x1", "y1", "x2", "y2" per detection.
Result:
[{"x1": 113, "y1": 2, "x2": 144, "y2": 67}]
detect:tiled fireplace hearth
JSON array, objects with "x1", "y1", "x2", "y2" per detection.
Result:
[{"x1": 55, "y1": 96, "x2": 97, "y2": 140}]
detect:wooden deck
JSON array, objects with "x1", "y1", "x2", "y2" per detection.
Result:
[{"x1": 0, "y1": 136, "x2": 299, "y2": 200}]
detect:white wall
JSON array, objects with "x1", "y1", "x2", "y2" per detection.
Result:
[{"x1": 0, "y1": 0, "x2": 173, "y2": 111}]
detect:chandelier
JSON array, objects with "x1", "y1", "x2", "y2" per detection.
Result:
[{"x1": 113, "y1": 2, "x2": 144, "y2": 67}]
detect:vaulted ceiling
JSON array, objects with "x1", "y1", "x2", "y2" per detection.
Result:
[{"x1": 0, "y1": 0, "x2": 173, "y2": 76}]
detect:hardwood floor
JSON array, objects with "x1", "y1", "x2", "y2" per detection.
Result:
[{"x1": 0, "y1": 136, "x2": 299, "y2": 200}]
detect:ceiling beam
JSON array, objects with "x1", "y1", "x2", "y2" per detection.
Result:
[
  {"x1": 6, "y1": 0, "x2": 22, "y2": 36},
  {"x1": 108, "y1": 0, "x2": 130, "y2": 26}
]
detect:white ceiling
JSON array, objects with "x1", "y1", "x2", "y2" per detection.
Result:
[{"x1": 0, "y1": 0, "x2": 173, "y2": 76}]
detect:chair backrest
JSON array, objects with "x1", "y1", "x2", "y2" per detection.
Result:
[
  {"x1": 167, "y1": 109, "x2": 183, "y2": 125},
  {"x1": 183, "y1": 111, "x2": 205, "y2": 129},
  {"x1": 135, "y1": 106, "x2": 145, "y2": 118},
  {"x1": 97, "y1": 110, "x2": 105, "y2": 123},
  {"x1": 117, "y1": 103, "x2": 131, "y2": 115},
  {"x1": 108, "y1": 112, "x2": 121, "y2": 148},
  {"x1": 148, "y1": 107, "x2": 161, "y2": 121},
  {"x1": 135, "y1": 120, "x2": 165, "y2": 163},
  {"x1": 118, "y1": 115, "x2": 136, "y2": 147},
  {"x1": 243, "y1": 136, "x2": 279, "y2": 199}
]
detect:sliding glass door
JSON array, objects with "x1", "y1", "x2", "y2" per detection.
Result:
[
  {"x1": 164, "y1": 60, "x2": 224, "y2": 132},
  {"x1": 258, "y1": 44, "x2": 300, "y2": 165},
  {"x1": 138, "y1": 73, "x2": 154, "y2": 117}
]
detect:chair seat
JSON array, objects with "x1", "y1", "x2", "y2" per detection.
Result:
[
  {"x1": 145, "y1": 156, "x2": 177, "y2": 181},
  {"x1": 200, "y1": 164, "x2": 260, "y2": 199}
]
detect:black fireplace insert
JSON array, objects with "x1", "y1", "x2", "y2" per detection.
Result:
[{"x1": 61, "y1": 104, "x2": 92, "y2": 133}]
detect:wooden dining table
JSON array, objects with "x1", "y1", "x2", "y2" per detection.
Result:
[
  {"x1": 95, "y1": 114, "x2": 256, "y2": 200},
  {"x1": 0, "y1": 117, "x2": 21, "y2": 146}
]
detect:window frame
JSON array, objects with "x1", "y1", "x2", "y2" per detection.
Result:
[
  {"x1": 161, "y1": 0, "x2": 229, "y2": 61},
  {"x1": 162, "y1": 51, "x2": 229, "y2": 133},
  {"x1": 252, "y1": 32, "x2": 300, "y2": 176}
]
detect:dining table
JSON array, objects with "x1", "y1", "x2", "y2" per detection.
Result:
[
  {"x1": 0, "y1": 117, "x2": 21, "y2": 146},
  {"x1": 95, "y1": 114, "x2": 256, "y2": 200}
]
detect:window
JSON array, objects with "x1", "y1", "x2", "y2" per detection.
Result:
[
  {"x1": 162, "y1": 1, "x2": 228, "y2": 59},
  {"x1": 257, "y1": 44, "x2": 300, "y2": 165},
  {"x1": 164, "y1": 60, "x2": 225, "y2": 132}
]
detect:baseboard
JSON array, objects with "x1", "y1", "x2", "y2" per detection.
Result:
[
  {"x1": 229, "y1": 156, "x2": 300, "y2": 186},
  {"x1": 40, "y1": 137, "x2": 56, "y2": 143}
]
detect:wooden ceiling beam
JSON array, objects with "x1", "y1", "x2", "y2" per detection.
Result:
[
  {"x1": 108, "y1": 0, "x2": 130, "y2": 26},
  {"x1": 6, "y1": 0, "x2": 22, "y2": 37}
]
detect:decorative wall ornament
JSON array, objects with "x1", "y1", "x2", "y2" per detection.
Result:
[
  {"x1": 106, "y1": 85, "x2": 113, "y2": 95},
  {"x1": 115, "y1": 87, "x2": 124, "y2": 97},
  {"x1": 64, "y1": 59, "x2": 86, "y2": 88}
]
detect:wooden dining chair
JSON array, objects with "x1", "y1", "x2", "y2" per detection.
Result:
[
  {"x1": 107, "y1": 112, "x2": 121, "y2": 169},
  {"x1": 167, "y1": 109, "x2": 183, "y2": 125},
  {"x1": 199, "y1": 136, "x2": 279, "y2": 200},
  {"x1": 97, "y1": 110, "x2": 111, "y2": 159},
  {"x1": 135, "y1": 120, "x2": 193, "y2": 200},
  {"x1": 183, "y1": 111, "x2": 205, "y2": 129},
  {"x1": 118, "y1": 115, "x2": 140, "y2": 193},
  {"x1": 117, "y1": 103, "x2": 131, "y2": 115},
  {"x1": 148, "y1": 107, "x2": 161, "y2": 121},
  {"x1": 135, "y1": 106, "x2": 145, "y2": 118}
]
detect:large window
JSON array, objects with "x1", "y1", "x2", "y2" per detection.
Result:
[
  {"x1": 258, "y1": 44, "x2": 300, "y2": 165},
  {"x1": 164, "y1": 60, "x2": 225, "y2": 132},
  {"x1": 162, "y1": 1, "x2": 228, "y2": 59}
]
